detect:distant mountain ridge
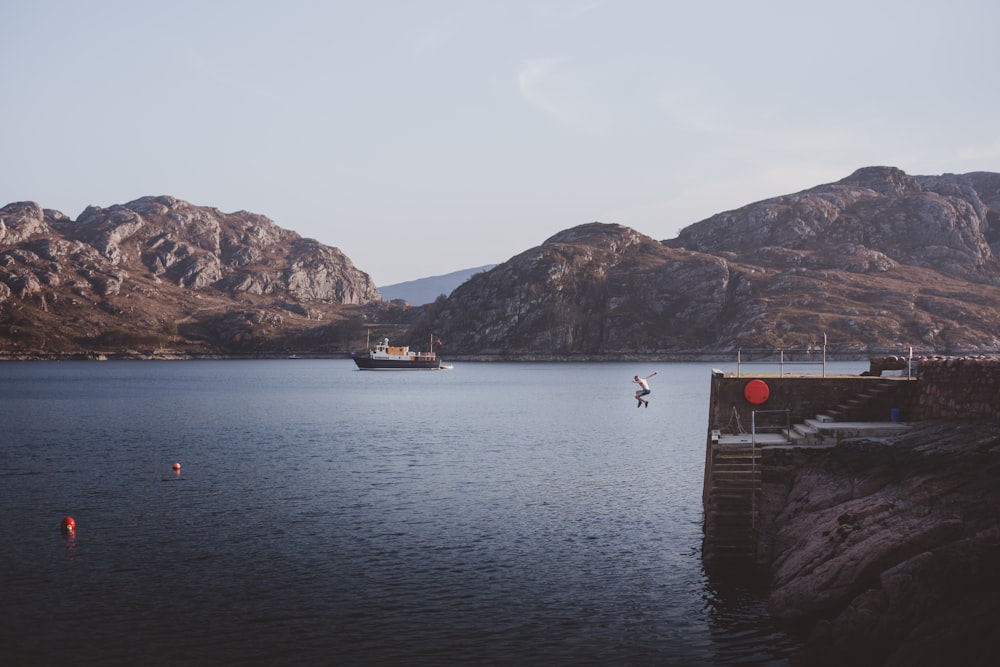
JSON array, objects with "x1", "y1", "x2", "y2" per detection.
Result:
[
  {"x1": 418, "y1": 167, "x2": 1000, "y2": 357},
  {"x1": 379, "y1": 265, "x2": 495, "y2": 305},
  {"x1": 2, "y1": 166, "x2": 999, "y2": 357}
]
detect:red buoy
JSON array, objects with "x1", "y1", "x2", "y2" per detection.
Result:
[
  {"x1": 744, "y1": 379, "x2": 770, "y2": 405},
  {"x1": 172, "y1": 462, "x2": 181, "y2": 471},
  {"x1": 61, "y1": 516, "x2": 76, "y2": 532}
]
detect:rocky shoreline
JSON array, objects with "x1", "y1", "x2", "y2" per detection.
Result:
[{"x1": 758, "y1": 420, "x2": 1000, "y2": 666}]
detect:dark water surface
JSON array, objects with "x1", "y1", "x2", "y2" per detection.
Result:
[{"x1": 0, "y1": 360, "x2": 826, "y2": 665}]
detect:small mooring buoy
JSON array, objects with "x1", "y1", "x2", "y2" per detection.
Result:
[
  {"x1": 60, "y1": 516, "x2": 76, "y2": 533},
  {"x1": 172, "y1": 462, "x2": 181, "y2": 472}
]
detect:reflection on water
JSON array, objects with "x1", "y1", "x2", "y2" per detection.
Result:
[
  {"x1": 703, "y1": 558, "x2": 802, "y2": 665},
  {"x1": 63, "y1": 531, "x2": 78, "y2": 561},
  {"x1": 0, "y1": 360, "x2": 828, "y2": 665}
]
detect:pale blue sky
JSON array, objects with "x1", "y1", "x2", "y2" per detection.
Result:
[{"x1": 3, "y1": 0, "x2": 998, "y2": 285}]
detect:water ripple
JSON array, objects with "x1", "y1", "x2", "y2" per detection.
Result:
[{"x1": 0, "y1": 360, "x2": 835, "y2": 665}]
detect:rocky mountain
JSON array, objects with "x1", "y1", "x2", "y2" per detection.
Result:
[
  {"x1": 3, "y1": 166, "x2": 1000, "y2": 358},
  {"x1": 422, "y1": 167, "x2": 1000, "y2": 357},
  {"x1": 0, "y1": 196, "x2": 390, "y2": 356}
]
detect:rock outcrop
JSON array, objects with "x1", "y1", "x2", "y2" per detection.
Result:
[
  {"x1": 424, "y1": 167, "x2": 1000, "y2": 356},
  {"x1": 61, "y1": 196, "x2": 379, "y2": 303},
  {"x1": 424, "y1": 223, "x2": 734, "y2": 355},
  {"x1": 757, "y1": 421, "x2": 1000, "y2": 666},
  {"x1": 0, "y1": 196, "x2": 383, "y2": 355}
]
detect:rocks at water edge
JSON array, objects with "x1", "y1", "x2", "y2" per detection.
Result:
[{"x1": 757, "y1": 421, "x2": 1000, "y2": 666}]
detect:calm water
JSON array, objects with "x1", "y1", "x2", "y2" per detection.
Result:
[{"x1": 0, "y1": 360, "x2": 840, "y2": 666}]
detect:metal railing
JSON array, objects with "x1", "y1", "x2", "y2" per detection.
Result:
[
  {"x1": 737, "y1": 344, "x2": 827, "y2": 377},
  {"x1": 737, "y1": 339, "x2": 924, "y2": 379},
  {"x1": 750, "y1": 408, "x2": 791, "y2": 446}
]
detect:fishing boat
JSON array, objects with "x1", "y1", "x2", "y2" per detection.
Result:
[{"x1": 352, "y1": 333, "x2": 444, "y2": 370}]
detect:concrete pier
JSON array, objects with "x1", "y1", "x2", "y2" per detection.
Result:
[
  {"x1": 702, "y1": 371, "x2": 917, "y2": 562},
  {"x1": 702, "y1": 355, "x2": 1000, "y2": 563}
]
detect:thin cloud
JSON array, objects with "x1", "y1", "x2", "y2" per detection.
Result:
[
  {"x1": 517, "y1": 57, "x2": 602, "y2": 135},
  {"x1": 655, "y1": 86, "x2": 734, "y2": 136},
  {"x1": 567, "y1": 0, "x2": 606, "y2": 17}
]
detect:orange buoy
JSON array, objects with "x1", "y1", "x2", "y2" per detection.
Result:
[
  {"x1": 61, "y1": 516, "x2": 76, "y2": 532},
  {"x1": 744, "y1": 379, "x2": 770, "y2": 405},
  {"x1": 172, "y1": 462, "x2": 181, "y2": 471}
]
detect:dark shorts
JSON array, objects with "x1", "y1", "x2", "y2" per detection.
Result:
[{"x1": 639, "y1": 389, "x2": 651, "y2": 396}]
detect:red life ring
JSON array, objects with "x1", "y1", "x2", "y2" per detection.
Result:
[{"x1": 744, "y1": 379, "x2": 770, "y2": 405}]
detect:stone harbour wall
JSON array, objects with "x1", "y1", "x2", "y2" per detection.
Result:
[
  {"x1": 913, "y1": 356, "x2": 1000, "y2": 421},
  {"x1": 701, "y1": 357, "x2": 1000, "y2": 664},
  {"x1": 708, "y1": 375, "x2": 883, "y2": 431}
]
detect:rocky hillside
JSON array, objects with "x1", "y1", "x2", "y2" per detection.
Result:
[
  {"x1": 760, "y1": 421, "x2": 1000, "y2": 666},
  {"x1": 0, "y1": 196, "x2": 392, "y2": 356},
  {"x1": 423, "y1": 167, "x2": 1000, "y2": 357},
  {"x1": 4, "y1": 167, "x2": 1000, "y2": 358}
]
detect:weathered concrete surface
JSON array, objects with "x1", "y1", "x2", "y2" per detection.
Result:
[{"x1": 758, "y1": 421, "x2": 1000, "y2": 666}]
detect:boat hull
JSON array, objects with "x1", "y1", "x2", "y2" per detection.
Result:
[{"x1": 353, "y1": 356, "x2": 442, "y2": 370}]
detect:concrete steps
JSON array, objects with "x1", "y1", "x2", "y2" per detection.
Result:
[
  {"x1": 790, "y1": 421, "x2": 819, "y2": 444},
  {"x1": 705, "y1": 415, "x2": 911, "y2": 561},
  {"x1": 704, "y1": 442, "x2": 761, "y2": 560},
  {"x1": 826, "y1": 380, "x2": 902, "y2": 421},
  {"x1": 705, "y1": 384, "x2": 913, "y2": 561}
]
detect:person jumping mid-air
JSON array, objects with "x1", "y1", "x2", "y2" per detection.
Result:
[{"x1": 633, "y1": 372, "x2": 657, "y2": 407}]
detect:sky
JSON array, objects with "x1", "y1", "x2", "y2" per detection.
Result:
[{"x1": 3, "y1": 1, "x2": 999, "y2": 286}]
